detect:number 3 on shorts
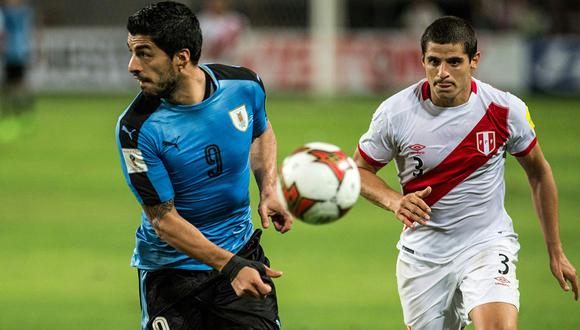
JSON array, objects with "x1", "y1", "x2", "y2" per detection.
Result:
[{"x1": 498, "y1": 253, "x2": 509, "y2": 275}]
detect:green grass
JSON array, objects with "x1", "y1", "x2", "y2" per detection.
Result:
[{"x1": 0, "y1": 94, "x2": 579, "y2": 329}]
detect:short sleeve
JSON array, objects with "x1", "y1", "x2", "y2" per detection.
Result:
[
  {"x1": 252, "y1": 74, "x2": 268, "y2": 138},
  {"x1": 116, "y1": 121, "x2": 175, "y2": 206},
  {"x1": 506, "y1": 94, "x2": 537, "y2": 157},
  {"x1": 357, "y1": 101, "x2": 397, "y2": 168}
]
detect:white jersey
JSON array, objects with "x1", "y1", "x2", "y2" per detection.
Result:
[{"x1": 358, "y1": 78, "x2": 537, "y2": 264}]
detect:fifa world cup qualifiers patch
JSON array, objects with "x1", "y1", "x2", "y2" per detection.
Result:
[
  {"x1": 122, "y1": 148, "x2": 148, "y2": 173},
  {"x1": 525, "y1": 106, "x2": 535, "y2": 129}
]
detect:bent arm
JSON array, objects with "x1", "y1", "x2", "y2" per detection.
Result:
[
  {"x1": 250, "y1": 122, "x2": 292, "y2": 232},
  {"x1": 143, "y1": 200, "x2": 233, "y2": 270},
  {"x1": 353, "y1": 148, "x2": 402, "y2": 213},
  {"x1": 144, "y1": 200, "x2": 280, "y2": 298},
  {"x1": 353, "y1": 148, "x2": 430, "y2": 228},
  {"x1": 516, "y1": 143, "x2": 578, "y2": 300},
  {"x1": 250, "y1": 122, "x2": 278, "y2": 198}
]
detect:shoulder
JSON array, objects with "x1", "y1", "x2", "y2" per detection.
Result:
[
  {"x1": 374, "y1": 80, "x2": 425, "y2": 120},
  {"x1": 117, "y1": 93, "x2": 162, "y2": 148},
  {"x1": 203, "y1": 64, "x2": 265, "y2": 92},
  {"x1": 473, "y1": 78, "x2": 526, "y2": 112},
  {"x1": 118, "y1": 93, "x2": 162, "y2": 128}
]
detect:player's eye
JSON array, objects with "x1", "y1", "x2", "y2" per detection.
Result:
[
  {"x1": 448, "y1": 59, "x2": 462, "y2": 66},
  {"x1": 137, "y1": 51, "x2": 151, "y2": 59}
]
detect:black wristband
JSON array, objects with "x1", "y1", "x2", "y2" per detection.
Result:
[{"x1": 221, "y1": 255, "x2": 266, "y2": 282}]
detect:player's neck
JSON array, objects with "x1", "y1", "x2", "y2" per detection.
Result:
[{"x1": 166, "y1": 66, "x2": 206, "y2": 105}]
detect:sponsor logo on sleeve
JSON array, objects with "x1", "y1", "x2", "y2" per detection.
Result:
[
  {"x1": 122, "y1": 148, "x2": 148, "y2": 174},
  {"x1": 228, "y1": 105, "x2": 249, "y2": 132}
]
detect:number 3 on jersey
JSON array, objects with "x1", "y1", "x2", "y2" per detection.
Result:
[
  {"x1": 412, "y1": 156, "x2": 424, "y2": 177},
  {"x1": 205, "y1": 144, "x2": 223, "y2": 177}
]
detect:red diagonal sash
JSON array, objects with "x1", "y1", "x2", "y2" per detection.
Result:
[{"x1": 403, "y1": 103, "x2": 509, "y2": 206}]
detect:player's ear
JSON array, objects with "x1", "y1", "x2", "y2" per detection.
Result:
[
  {"x1": 174, "y1": 48, "x2": 191, "y2": 70},
  {"x1": 470, "y1": 51, "x2": 481, "y2": 71}
]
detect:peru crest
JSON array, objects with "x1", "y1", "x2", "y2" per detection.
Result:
[{"x1": 476, "y1": 131, "x2": 496, "y2": 156}]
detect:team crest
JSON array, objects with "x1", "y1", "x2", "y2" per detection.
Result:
[
  {"x1": 228, "y1": 105, "x2": 248, "y2": 132},
  {"x1": 476, "y1": 131, "x2": 496, "y2": 156}
]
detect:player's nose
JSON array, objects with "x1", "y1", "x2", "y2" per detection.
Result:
[
  {"x1": 437, "y1": 63, "x2": 449, "y2": 77},
  {"x1": 128, "y1": 55, "x2": 142, "y2": 75}
]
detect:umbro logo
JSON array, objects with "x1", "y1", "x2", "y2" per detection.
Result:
[
  {"x1": 409, "y1": 144, "x2": 426, "y2": 155},
  {"x1": 494, "y1": 276, "x2": 511, "y2": 286},
  {"x1": 122, "y1": 125, "x2": 137, "y2": 141}
]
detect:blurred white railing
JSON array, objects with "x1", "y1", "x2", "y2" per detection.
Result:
[{"x1": 28, "y1": 27, "x2": 580, "y2": 94}]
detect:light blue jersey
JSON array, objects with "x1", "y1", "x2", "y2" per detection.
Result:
[
  {"x1": 116, "y1": 64, "x2": 268, "y2": 271},
  {"x1": 2, "y1": 4, "x2": 33, "y2": 65}
]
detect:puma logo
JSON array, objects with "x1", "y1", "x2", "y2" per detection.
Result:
[
  {"x1": 122, "y1": 125, "x2": 137, "y2": 141},
  {"x1": 162, "y1": 137, "x2": 180, "y2": 151}
]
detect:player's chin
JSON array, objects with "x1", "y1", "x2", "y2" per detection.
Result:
[{"x1": 139, "y1": 86, "x2": 160, "y2": 97}]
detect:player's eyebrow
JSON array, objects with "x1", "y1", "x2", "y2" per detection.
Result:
[
  {"x1": 127, "y1": 43, "x2": 153, "y2": 51},
  {"x1": 446, "y1": 56, "x2": 464, "y2": 62}
]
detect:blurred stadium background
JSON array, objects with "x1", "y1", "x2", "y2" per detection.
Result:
[{"x1": 0, "y1": 0, "x2": 579, "y2": 329}]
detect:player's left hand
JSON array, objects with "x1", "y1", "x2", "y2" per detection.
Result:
[
  {"x1": 258, "y1": 193, "x2": 293, "y2": 233},
  {"x1": 549, "y1": 251, "x2": 578, "y2": 301},
  {"x1": 232, "y1": 265, "x2": 282, "y2": 299}
]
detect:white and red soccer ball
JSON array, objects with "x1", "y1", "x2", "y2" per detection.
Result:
[{"x1": 277, "y1": 142, "x2": 361, "y2": 224}]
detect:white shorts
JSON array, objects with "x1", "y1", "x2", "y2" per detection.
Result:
[{"x1": 396, "y1": 237, "x2": 520, "y2": 330}]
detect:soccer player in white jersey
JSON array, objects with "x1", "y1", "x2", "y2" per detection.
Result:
[{"x1": 354, "y1": 16, "x2": 578, "y2": 329}]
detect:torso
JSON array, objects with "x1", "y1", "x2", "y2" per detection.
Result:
[
  {"x1": 117, "y1": 64, "x2": 268, "y2": 270},
  {"x1": 358, "y1": 78, "x2": 537, "y2": 263}
]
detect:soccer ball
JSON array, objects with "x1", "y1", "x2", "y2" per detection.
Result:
[{"x1": 277, "y1": 142, "x2": 361, "y2": 224}]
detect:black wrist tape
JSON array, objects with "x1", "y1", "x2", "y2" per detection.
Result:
[{"x1": 221, "y1": 255, "x2": 266, "y2": 281}]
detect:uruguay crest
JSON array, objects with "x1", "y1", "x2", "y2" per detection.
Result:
[
  {"x1": 476, "y1": 131, "x2": 496, "y2": 156},
  {"x1": 228, "y1": 105, "x2": 249, "y2": 132}
]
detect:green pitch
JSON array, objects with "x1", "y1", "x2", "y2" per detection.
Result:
[{"x1": 0, "y1": 94, "x2": 578, "y2": 329}]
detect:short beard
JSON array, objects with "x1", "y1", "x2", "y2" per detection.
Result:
[
  {"x1": 143, "y1": 68, "x2": 179, "y2": 99},
  {"x1": 156, "y1": 77, "x2": 178, "y2": 99}
]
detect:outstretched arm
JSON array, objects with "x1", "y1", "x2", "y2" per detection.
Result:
[
  {"x1": 143, "y1": 200, "x2": 281, "y2": 298},
  {"x1": 516, "y1": 143, "x2": 578, "y2": 301},
  {"x1": 250, "y1": 122, "x2": 293, "y2": 233},
  {"x1": 353, "y1": 148, "x2": 431, "y2": 229}
]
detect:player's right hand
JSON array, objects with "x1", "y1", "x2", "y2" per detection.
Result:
[
  {"x1": 258, "y1": 192, "x2": 293, "y2": 234},
  {"x1": 231, "y1": 265, "x2": 282, "y2": 299},
  {"x1": 395, "y1": 186, "x2": 432, "y2": 229},
  {"x1": 549, "y1": 251, "x2": 578, "y2": 301}
]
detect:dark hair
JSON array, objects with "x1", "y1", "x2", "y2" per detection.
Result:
[
  {"x1": 421, "y1": 16, "x2": 477, "y2": 60},
  {"x1": 127, "y1": 1, "x2": 202, "y2": 64}
]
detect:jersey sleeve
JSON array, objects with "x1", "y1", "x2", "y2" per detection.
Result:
[
  {"x1": 506, "y1": 94, "x2": 537, "y2": 157},
  {"x1": 116, "y1": 120, "x2": 175, "y2": 206},
  {"x1": 357, "y1": 101, "x2": 396, "y2": 168},
  {"x1": 252, "y1": 73, "x2": 268, "y2": 138}
]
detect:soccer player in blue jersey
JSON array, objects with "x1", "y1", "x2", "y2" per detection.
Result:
[{"x1": 115, "y1": 2, "x2": 293, "y2": 329}]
